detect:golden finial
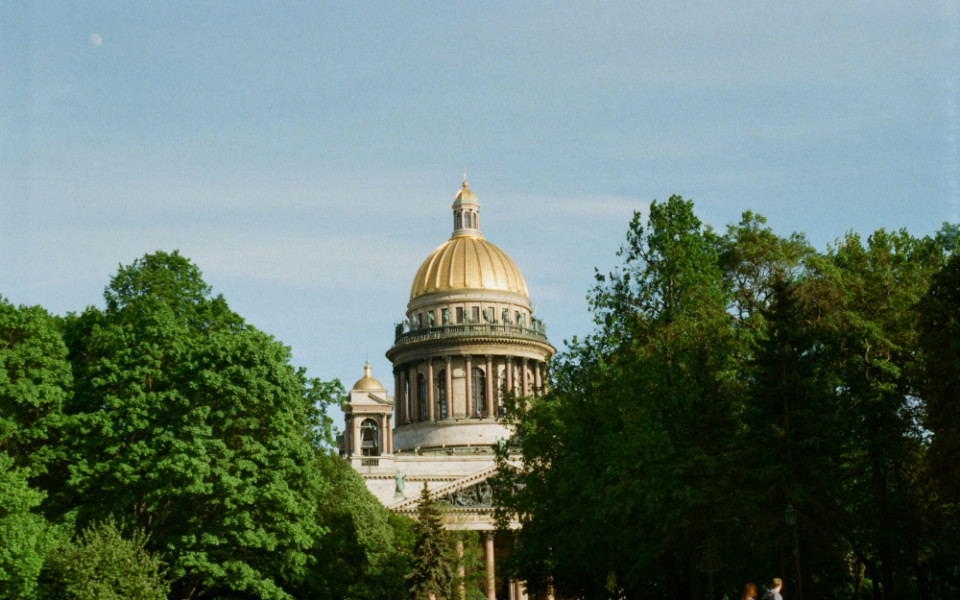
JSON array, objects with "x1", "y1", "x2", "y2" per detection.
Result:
[{"x1": 463, "y1": 170, "x2": 468, "y2": 188}]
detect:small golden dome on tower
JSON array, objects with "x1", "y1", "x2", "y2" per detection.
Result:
[
  {"x1": 351, "y1": 361, "x2": 386, "y2": 392},
  {"x1": 452, "y1": 180, "x2": 478, "y2": 207}
]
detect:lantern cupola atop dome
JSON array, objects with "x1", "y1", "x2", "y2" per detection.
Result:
[{"x1": 451, "y1": 179, "x2": 480, "y2": 237}]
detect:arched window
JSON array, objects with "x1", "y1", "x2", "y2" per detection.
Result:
[
  {"x1": 472, "y1": 367, "x2": 486, "y2": 417},
  {"x1": 418, "y1": 374, "x2": 427, "y2": 421},
  {"x1": 437, "y1": 371, "x2": 448, "y2": 420},
  {"x1": 456, "y1": 211, "x2": 462, "y2": 229},
  {"x1": 360, "y1": 418, "x2": 379, "y2": 456}
]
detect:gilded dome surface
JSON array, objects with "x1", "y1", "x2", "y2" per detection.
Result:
[
  {"x1": 452, "y1": 182, "x2": 477, "y2": 207},
  {"x1": 351, "y1": 361, "x2": 386, "y2": 392},
  {"x1": 410, "y1": 234, "x2": 529, "y2": 300}
]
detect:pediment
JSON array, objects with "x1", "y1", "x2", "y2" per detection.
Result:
[{"x1": 347, "y1": 389, "x2": 392, "y2": 407}]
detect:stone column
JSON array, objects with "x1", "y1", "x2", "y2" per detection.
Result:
[
  {"x1": 398, "y1": 368, "x2": 407, "y2": 425},
  {"x1": 521, "y1": 358, "x2": 529, "y2": 397},
  {"x1": 444, "y1": 357, "x2": 453, "y2": 419},
  {"x1": 485, "y1": 354, "x2": 495, "y2": 417},
  {"x1": 505, "y1": 356, "x2": 513, "y2": 394},
  {"x1": 484, "y1": 532, "x2": 496, "y2": 600},
  {"x1": 516, "y1": 581, "x2": 527, "y2": 600},
  {"x1": 534, "y1": 361, "x2": 543, "y2": 396},
  {"x1": 353, "y1": 417, "x2": 361, "y2": 455},
  {"x1": 464, "y1": 355, "x2": 473, "y2": 417},
  {"x1": 380, "y1": 415, "x2": 388, "y2": 454},
  {"x1": 409, "y1": 363, "x2": 419, "y2": 422},
  {"x1": 386, "y1": 415, "x2": 392, "y2": 454},
  {"x1": 427, "y1": 358, "x2": 435, "y2": 421},
  {"x1": 344, "y1": 416, "x2": 351, "y2": 456}
]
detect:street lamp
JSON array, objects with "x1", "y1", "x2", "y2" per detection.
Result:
[{"x1": 783, "y1": 504, "x2": 803, "y2": 600}]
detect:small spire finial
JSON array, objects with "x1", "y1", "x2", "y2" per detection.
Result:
[{"x1": 463, "y1": 170, "x2": 468, "y2": 188}]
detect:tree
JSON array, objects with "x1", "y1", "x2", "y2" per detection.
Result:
[
  {"x1": 0, "y1": 298, "x2": 71, "y2": 479},
  {"x1": 809, "y1": 230, "x2": 942, "y2": 598},
  {"x1": 0, "y1": 452, "x2": 60, "y2": 600},
  {"x1": 304, "y1": 452, "x2": 414, "y2": 600},
  {"x1": 409, "y1": 483, "x2": 457, "y2": 600},
  {"x1": 918, "y1": 251, "x2": 960, "y2": 497},
  {"x1": 915, "y1": 252, "x2": 960, "y2": 597},
  {"x1": 40, "y1": 518, "x2": 169, "y2": 600},
  {"x1": 498, "y1": 197, "x2": 750, "y2": 599},
  {"x1": 57, "y1": 251, "x2": 336, "y2": 599}
]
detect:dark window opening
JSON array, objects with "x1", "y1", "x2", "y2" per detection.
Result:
[
  {"x1": 360, "y1": 419, "x2": 379, "y2": 456},
  {"x1": 472, "y1": 367, "x2": 486, "y2": 417},
  {"x1": 418, "y1": 374, "x2": 427, "y2": 421},
  {"x1": 437, "y1": 371, "x2": 448, "y2": 420}
]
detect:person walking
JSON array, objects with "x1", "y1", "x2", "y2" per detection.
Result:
[
  {"x1": 741, "y1": 582, "x2": 758, "y2": 600},
  {"x1": 761, "y1": 578, "x2": 783, "y2": 600}
]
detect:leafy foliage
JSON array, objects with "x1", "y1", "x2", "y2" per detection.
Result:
[
  {"x1": 305, "y1": 453, "x2": 414, "y2": 600},
  {"x1": 40, "y1": 518, "x2": 169, "y2": 600},
  {"x1": 0, "y1": 452, "x2": 60, "y2": 600},
  {"x1": 0, "y1": 298, "x2": 71, "y2": 479},
  {"x1": 497, "y1": 201, "x2": 960, "y2": 600},
  {"x1": 409, "y1": 483, "x2": 458, "y2": 600},
  {"x1": 56, "y1": 251, "x2": 336, "y2": 599}
]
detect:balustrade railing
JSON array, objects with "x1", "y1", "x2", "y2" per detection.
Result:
[{"x1": 393, "y1": 322, "x2": 549, "y2": 345}]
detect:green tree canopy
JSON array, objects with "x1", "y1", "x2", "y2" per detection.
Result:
[
  {"x1": 497, "y1": 201, "x2": 959, "y2": 599},
  {"x1": 0, "y1": 298, "x2": 71, "y2": 479},
  {"x1": 0, "y1": 452, "x2": 60, "y2": 600},
  {"x1": 40, "y1": 518, "x2": 169, "y2": 600},
  {"x1": 57, "y1": 250, "x2": 337, "y2": 599},
  {"x1": 304, "y1": 452, "x2": 413, "y2": 600},
  {"x1": 409, "y1": 483, "x2": 458, "y2": 600}
]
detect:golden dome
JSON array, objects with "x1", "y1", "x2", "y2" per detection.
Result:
[
  {"x1": 452, "y1": 181, "x2": 478, "y2": 207},
  {"x1": 351, "y1": 361, "x2": 386, "y2": 392},
  {"x1": 410, "y1": 234, "x2": 529, "y2": 300}
]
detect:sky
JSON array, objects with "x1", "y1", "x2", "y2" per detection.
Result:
[{"x1": 2, "y1": 2, "x2": 958, "y2": 429}]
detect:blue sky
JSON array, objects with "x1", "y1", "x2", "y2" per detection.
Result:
[{"x1": 3, "y1": 2, "x2": 958, "y2": 428}]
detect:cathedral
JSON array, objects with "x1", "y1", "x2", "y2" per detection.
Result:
[{"x1": 340, "y1": 180, "x2": 555, "y2": 600}]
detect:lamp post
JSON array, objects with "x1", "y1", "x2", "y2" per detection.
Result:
[{"x1": 783, "y1": 504, "x2": 803, "y2": 600}]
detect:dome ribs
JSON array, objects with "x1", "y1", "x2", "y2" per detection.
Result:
[
  {"x1": 475, "y1": 239, "x2": 499, "y2": 290},
  {"x1": 465, "y1": 237, "x2": 483, "y2": 289},
  {"x1": 409, "y1": 238, "x2": 529, "y2": 298}
]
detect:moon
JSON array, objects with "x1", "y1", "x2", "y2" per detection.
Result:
[{"x1": 90, "y1": 33, "x2": 102, "y2": 47}]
